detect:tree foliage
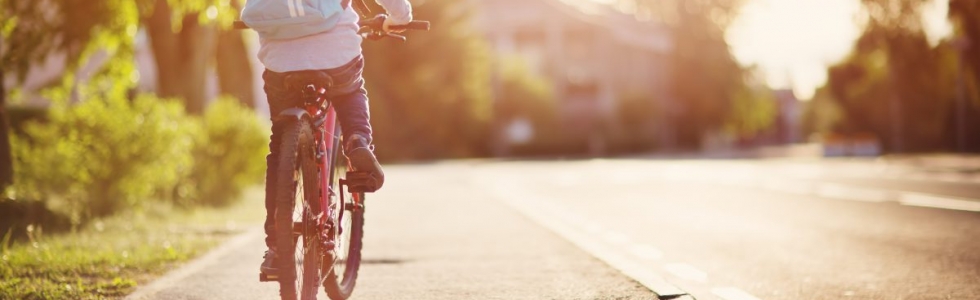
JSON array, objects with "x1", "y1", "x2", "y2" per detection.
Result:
[
  {"x1": 823, "y1": 0, "x2": 963, "y2": 152},
  {"x1": 10, "y1": 95, "x2": 195, "y2": 222},
  {"x1": 949, "y1": 0, "x2": 980, "y2": 104},
  {"x1": 1, "y1": 0, "x2": 255, "y2": 192},
  {"x1": 362, "y1": 0, "x2": 494, "y2": 160},
  {"x1": 1, "y1": 0, "x2": 251, "y2": 111}
]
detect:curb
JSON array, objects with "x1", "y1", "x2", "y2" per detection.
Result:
[{"x1": 124, "y1": 226, "x2": 263, "y2": 300}]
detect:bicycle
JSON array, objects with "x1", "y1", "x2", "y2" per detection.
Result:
[{"x1": 235, "y1": 14, "x2": 429, "y2": 300}]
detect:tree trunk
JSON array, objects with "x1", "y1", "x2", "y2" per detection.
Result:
[
  {"x1": 145, "y1": 0, "x2": 217, "y2": 114},
  {"x1": 215, "y1": 1, "x2": 256, "y2": 108},
  {"x1": 0, "y1": 68, "x2": 12, "y2": 192}
]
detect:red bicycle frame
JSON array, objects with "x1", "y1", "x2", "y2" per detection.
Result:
[{"x1": 307, "y1": 102, "x2": 359, "y2": 239}]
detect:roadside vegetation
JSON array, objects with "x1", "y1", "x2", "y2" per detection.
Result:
[
  {"x1": 0, "y1": 189, "x2": 265, "y2": 300},
  {"x1": 0, "y1": 93, "x2": 268, "y2": 298}
]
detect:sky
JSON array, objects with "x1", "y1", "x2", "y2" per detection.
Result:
[
  {"x1": 726, "y1": 0, "x2": 954, "y2": 100},
  {"x1": 567, "y1": 0, "x2": 954, "y2": 100}
]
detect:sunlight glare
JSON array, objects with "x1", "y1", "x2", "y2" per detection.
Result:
[{"x1": 727, "y1": 0, "x2": 952, "y2": 100}]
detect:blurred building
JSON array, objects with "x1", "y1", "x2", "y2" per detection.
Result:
[{"x1": 470, "y1": 0, "x2": 674, "y2": 154}]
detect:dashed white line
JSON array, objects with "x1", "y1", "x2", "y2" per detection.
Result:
[
  {"x1": 712, "y1": 287, "x2": 762, "y2": 300},
  {"x1": 815, "y1": 183, "x2": 890, "y2": 202},
  {"x1": 762, "y1": 179, "x2": 813, "y2": 195},
  {"x1": 628, "y1": 244, "x2": 663, "y2": 261},
  {"x1": 664, "y1": 263, "x2": 708, "y2": 282},
  {"x1": 603, "y1": 231, "x2": 631, "y2": 245},
  {"x1": 898, "y1": 192, "x2": 980, "y2": 212},
  {"x1": 706, "y1": 175, "x2": 980, "y2": 213},
  {"x1": 584, "y1": 222, "x2": 603, "y2": 233},
  {"x1": 489, "y1": 183, "x2": 690, "y2": 298}
]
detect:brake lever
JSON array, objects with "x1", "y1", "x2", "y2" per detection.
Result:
[
  {"x1": 360, "y1": 31, "x2": 385, "y2": 40},
  {"x1": 385, "y1": 33, "x2": 407, "y2": 41}
]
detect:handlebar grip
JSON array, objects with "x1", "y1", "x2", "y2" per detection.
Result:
[{"x1": 390, "y1": 21, "x2": 430, "y2": 31}]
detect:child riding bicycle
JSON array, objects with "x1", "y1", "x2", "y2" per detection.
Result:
[{"x1": 240, "y1": 0, "x2": 413, "y2": 275}]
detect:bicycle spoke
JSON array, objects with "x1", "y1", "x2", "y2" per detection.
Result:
[{"x1": 293, "y1": 171, "x2": 306, "y2": 294}]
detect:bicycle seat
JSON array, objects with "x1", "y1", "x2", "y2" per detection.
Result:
[{"x1": 282, "y1": 70, "x2": 334, "y2": 92}]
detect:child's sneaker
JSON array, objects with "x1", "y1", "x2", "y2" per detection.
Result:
[
  {"x1": 345, "y1": 134, "x2": 384, "y2": 192},
  {"x1": 260, "y1": 249, "x2": 278, "y2": 275}
]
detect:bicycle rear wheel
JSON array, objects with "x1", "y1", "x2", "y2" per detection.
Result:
[
  {"x1": 273, "y1": 119, "x2": 323, "y2": 300},
  {"x1": 323, "y1": 128, "x2": 366, "y2": 300}
]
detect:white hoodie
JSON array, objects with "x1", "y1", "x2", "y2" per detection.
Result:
[{"x1": 257, "y1": 0, "x2": 413, "y2": 72}]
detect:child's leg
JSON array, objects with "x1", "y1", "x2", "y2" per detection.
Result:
[
  {"x1": 324, "y1": 56, "x2": 372, "y2": 144},
  {"x1": 261, "y1": 70, "x2": 304, "y2": 251},
  {"x1": 324, "y1": 56, "x2": 384, "y2": 190}
]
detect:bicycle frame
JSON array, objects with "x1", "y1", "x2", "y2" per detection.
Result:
[
  {"x1": 306, "y1": 100, "x2": 360, "y2": 245},
  {"x1": 315, "y1": 106, "x2": 337, "y2": 227}
]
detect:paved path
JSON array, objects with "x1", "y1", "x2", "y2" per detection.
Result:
[
  {"x1": 129, "y1": 159, "x2": 980, "y2": 300},
  {"x1": 128, "y1": 163, "x2": 656, "y2": 300}
]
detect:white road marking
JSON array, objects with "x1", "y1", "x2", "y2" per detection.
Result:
[
  {"x1": 898, "y1": 192, "x2": 980, "y2": 212},
  {"x1": 762, "y1": 179, "x2": 813, "y2": 195},
  {"x1": 664, "y1": 263, "x2": 708, "y2": 282},
  {"x1": 699, "y1": 172, "x2": 980, "y2": 213},
  {"x1": 712, "y1": 287, "x2": 762, "y2": 300},
  {"x1": 628, "y1": 244, "x2": 663, "y2": 261},
  {"x1": 815, "y1": 183, "x2": 890, "y2": 202},
  {"x1": 609, "y1": 172, "x2": 646, "y2": 185},
  {"x1": 603, "y1": 231, "x2": 631, "y2": 245},
  {"x1": 489, "y1": 183, "x2": 690, "y2": 298},
  {"x1": 584, "y1": 222, "x2": 603, "y2": 233}
]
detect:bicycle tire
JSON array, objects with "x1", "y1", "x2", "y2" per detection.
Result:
[
  {"x1": 323, "y1": 127, "x2": 366, "y2": 300},
  {"x1": 274, "y1": 118, "x2": 322, "y2": 300}
]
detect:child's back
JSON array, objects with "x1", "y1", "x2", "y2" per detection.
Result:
[{"x1": 247, "y1": 0, "x2": 412, "y2": 275}]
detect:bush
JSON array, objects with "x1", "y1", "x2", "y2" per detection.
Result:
[
  {"x1": 179, "y1": 97, "x2": 268, "y2": 207},
  {"x1": 4, "y1": 94, "x2": 268, "y2": 239},
  {"x1": 9, "y1": 95, "x2": 195, "y2": 223}
]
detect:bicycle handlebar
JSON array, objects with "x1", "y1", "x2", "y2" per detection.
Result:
[
  {"x1": 232, "y1": 14, "x2": 429, "y2": 42},
  {"x1": 358, "y1": 14, "x2": 430, "y2": 41}
]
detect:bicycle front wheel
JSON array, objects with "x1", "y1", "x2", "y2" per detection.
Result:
[
  {"x1": 273, "y1": 118, "x2": 322, "y2": 300},
  {"x1": 323, "y1": 129, "x2": 366, "y2": 300}
]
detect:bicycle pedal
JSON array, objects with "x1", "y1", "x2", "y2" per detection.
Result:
[
  {"x1": 259, "y1": 272, "x2": 279, "y2": 282},
  {"x1": 342, "y1": 171, "x2": 379, "y2": 193}
]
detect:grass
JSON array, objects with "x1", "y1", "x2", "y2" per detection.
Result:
[{"x1": 0, "y1": 188, "x2": 265, "y2": 300}]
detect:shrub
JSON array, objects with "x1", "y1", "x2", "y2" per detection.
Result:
[
  {"x1": 9, "y1": 95, "x2": 195, "y2": 223},
  {"x1": 179, "y1": 97, "x2": 268, "y2": 207}
]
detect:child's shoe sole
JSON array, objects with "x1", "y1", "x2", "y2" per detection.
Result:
[{"x1": 347, "y1": 148, "x2": 384, "y2": 192}]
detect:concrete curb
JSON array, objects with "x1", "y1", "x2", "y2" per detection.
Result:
[{"x1": 124, "y1": 226, "x2": 263, "y2": 300}]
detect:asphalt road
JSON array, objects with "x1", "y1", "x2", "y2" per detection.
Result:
[{"x1": 129, "y1": 158, "x2": 980, "y2": 300}]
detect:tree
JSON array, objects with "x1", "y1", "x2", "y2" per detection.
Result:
[
  {"x1": 824, "y1": 0, "x2": 958, "y2": 152},
  {"x1": 215, "y1": 0, "x2": 255, "y2": 108},
  {"x1": 1, "y1": 0, "x2": 255, "y2": 193},
  {"x1": 948, "y1": 0, "x2": 980, "y2": 151},
  {"x1": 0, "y1": 53, "x2": 10, "y2": 191},
  {"x1": 144, "y1": 0, "x2": 218, "y2": 114},
  {"x1": 143, "y1": 0, "x2": 251, "y2": 114},
  {"x1": 950, "y1": 0, "x2": 979, "y2": 88},
  {"x1": 361, "y1": 0, "x2": 494, "y2": 160},
  {"x1": 1, "y1": 0, "x2": 251, "y2": 116},
  {"x1": 1, "y1": 0, "x2": 138, "y2": 192}
]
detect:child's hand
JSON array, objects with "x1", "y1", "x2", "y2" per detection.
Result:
[{"x1": 383, "y1": 17, "x2": 409, "y2": 34}]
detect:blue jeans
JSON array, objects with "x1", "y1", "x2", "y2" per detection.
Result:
[{"x1": 261, "y1": 56, "x2": 372, "y2": 249}]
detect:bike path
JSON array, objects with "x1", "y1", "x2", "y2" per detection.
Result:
[{"x1": 127, "y1": 164, "x2": 657, "y2": 300}]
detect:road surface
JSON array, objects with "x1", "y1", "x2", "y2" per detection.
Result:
[{"x1": 128, "y1": 158, "x2": 980, "y2": 300}]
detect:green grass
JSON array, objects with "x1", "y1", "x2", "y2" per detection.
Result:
[{"x1": 0, "y1": 188, "x2": 265, "y2": 300}]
